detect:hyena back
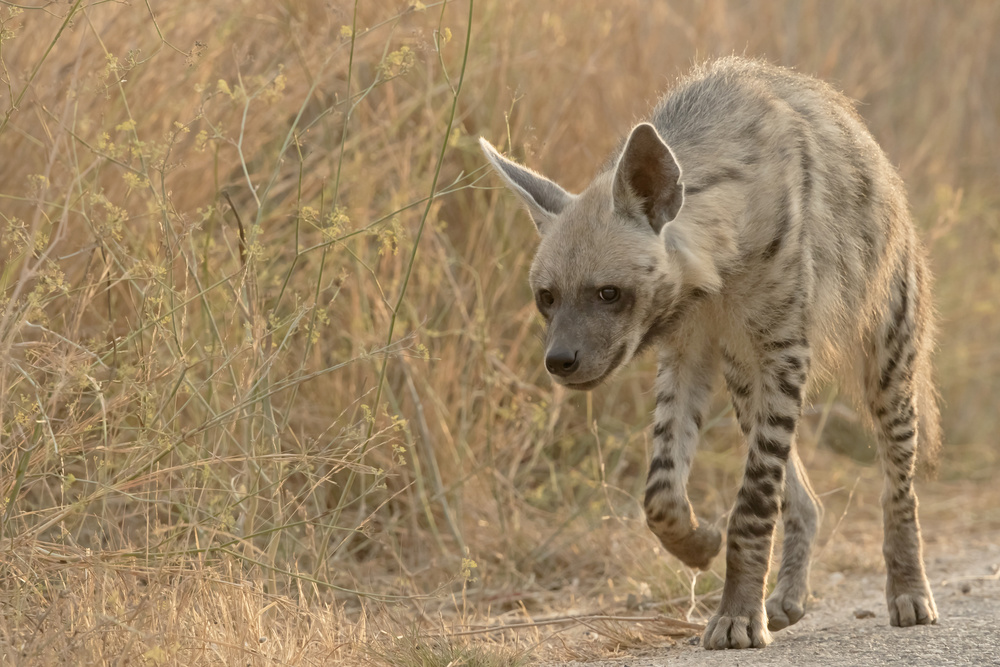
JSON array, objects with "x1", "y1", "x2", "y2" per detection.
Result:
[{"x1": 480, "y1": 56, "x2": 940, "y2": 650}]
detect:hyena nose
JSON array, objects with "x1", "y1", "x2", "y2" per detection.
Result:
[{"x1": 545, "y1": 349, "x2": 580, "y2": 376}]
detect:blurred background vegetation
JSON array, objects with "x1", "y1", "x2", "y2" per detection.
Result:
[{"x1": 0, "y1": 0, "x2": 998, "y2": 664}]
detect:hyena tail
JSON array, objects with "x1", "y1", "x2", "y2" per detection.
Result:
[
  {"x1": 912, "y1": 257, "x2": 942, "y2": 478},
  {"x1": 915, "y1": 364, "x2": 943, "y2": 478},
  {"x1": 915, "y1": 253, "x2": 943, "y2": 478}
]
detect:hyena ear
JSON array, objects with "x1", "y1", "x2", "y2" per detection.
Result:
[
  {"x1": 479, "y1": 137, "x2": 572, "y2": 235},
  {"x1": 613, "y1": 123, "x2": 684, "y2": 233}
]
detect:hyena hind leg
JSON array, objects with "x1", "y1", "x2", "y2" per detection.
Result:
[
  {"x1": 866, "y1": 262, "x2": 939, "y2": 627},
  {"x1": 765, "y1": 446, "x2": 823, "y2": 631}
]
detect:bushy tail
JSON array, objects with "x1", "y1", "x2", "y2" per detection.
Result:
[{"x1": 916, "y1": 377, "x2": 942, "y2": 478}]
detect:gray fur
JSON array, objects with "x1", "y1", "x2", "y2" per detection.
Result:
[{"x1": 481, "y1": 56, "x2": 941, "y2": 649}]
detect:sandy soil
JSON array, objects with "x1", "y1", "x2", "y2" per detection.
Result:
[{"x1": 541, "y1": 480, "x2": 1000, "y2": 667}]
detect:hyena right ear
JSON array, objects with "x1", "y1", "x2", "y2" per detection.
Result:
[
  {"x1": 613, "y1": 123, "x2": 684, "y2": 234},
  {"x1": 479, "y1": 137, "x2": 572, "y2": 235}
]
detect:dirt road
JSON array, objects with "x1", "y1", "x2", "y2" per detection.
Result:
[{"x1": 553, "y1": 531, "x2": 1000, "y2": 666}]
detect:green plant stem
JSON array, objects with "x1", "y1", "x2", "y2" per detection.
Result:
[{"x1": 330, "y1": 0, "x2": 474, "y2": 543}]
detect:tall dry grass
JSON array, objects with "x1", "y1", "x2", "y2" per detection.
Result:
[{"x1": 1, "y1": 0, "x2": 998, "y2": 664}]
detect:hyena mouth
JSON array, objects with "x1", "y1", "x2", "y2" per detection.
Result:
[{"x1": 563, "y1": 345, "x2": 628, "y2": 391}]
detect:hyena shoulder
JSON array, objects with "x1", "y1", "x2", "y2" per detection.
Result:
[{"x1": 639, "y1": 57, "x2": 924, "y2": 381}]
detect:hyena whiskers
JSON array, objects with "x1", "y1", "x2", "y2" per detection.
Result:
[{"x1": 480, "y1": 56, "x2": 940, "y2": 650}]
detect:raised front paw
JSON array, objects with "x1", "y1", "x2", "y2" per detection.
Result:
[
  {"x1": 648, "y1": 519, "x2": 722, "y2": 570},
  {"x1": 887, "y1": 585, "x2": 938, "y2": 627},
  {"x1": 703, "y1": 606, "x2": 772, "y2": 650}
]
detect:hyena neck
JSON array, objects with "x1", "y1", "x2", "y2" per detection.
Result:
[
  {"x1": 636, "y1": 281, "x2": 712, "y2": 356},
  {"x1": 661, "y1": 220, "x2": 733, "y2": 294}
]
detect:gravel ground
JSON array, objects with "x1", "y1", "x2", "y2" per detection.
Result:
[{"x1": 549, "y1": 532, "x2": 1000, "y2": 667}]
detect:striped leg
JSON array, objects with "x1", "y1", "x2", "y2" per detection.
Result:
[
  {"x1": 867, "y1": 261, "x2": 938, "y2": 627},
  {"x1": 704, "y1": 338, "x2": 810, "y2": 649},
  {"x1": 643, "y1": 344, "x2": 721, "y2": 570},
  {"x1": 730, "y1": 340, "x2": 823, "y2": 632},
  {"x1": 766, "y1": 447, "x2": 822, "y2": 630}
]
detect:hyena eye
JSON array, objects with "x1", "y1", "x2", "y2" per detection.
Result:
[
  {"x1": 538, "y1": 289, "x2": 555, "y2": 307},
  {"x1": 598, "y1": 286, "x2": 620, "y2": 302}
]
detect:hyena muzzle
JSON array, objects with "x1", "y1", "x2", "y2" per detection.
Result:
[{"x1": 480, "y1": 56, "x2": 941, "y2": 650}]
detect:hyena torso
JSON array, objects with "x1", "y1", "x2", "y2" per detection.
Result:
[{"x1": 481, "y1": 56, "x2": 940, "y2": 649}]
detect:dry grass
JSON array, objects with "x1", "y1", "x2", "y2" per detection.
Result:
[{"x1": 1, "y1": 0, "x2": 999, "y2": 664}]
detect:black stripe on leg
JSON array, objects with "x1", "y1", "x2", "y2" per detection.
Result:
[
  {"x1": 894, "y1": 273, "x2": 909, "y2": 332},
  {"x1": 885, "y1": 403, "x2": 916, "y2": 430},
  {"x1": 730, "y1": 520, "x2": 776, "y2": 540},
  {"x1": 890, "y1": 447, "x2": 915, "y2": 467},
  {"x1": 892, "y1": 485, "x2": 915, "y2": 503},
  {"x1": 757, "y1": 436, "x2": 791, "y2": 459},
  {"x1": 881, "y1": 349, "x2": 917, "y2": 392},
  {"x1": 880, "y1": 355, "x2": 900, "y2": 391},
  {"x1": 777, "y1": 376, "x2": 802, "y2": 404},
  {"x1": 884, "y1": 274, "x2": 910, "y2": 348},
  {"x1": 746, "y1": 454, "x2": 785, "y2": 479},
  {"x1": 891, "y1": 429, "x2": 916, "y2": 443},
  {"x1": 784, "y1": 355, "x2": 804, "y2": 372},
  {"x1": 755, "y1": 478, "x2": 779, "y2": 500},
  {"x1": 644, "y1": 478, "x2": 671, "y2": 508},
  {"x1": 732, "y1": 494, "x2": 777, "y2": 524},
  {"x1": 653, "y1": 419, "x2": 673, "y2": 440},
  {"x1": 648, "y1": 455, "x2": 675, "y2": 477},
  {"x1": 767, "y1": 413, "x2": 797, "y2": 433},
  {"x1": 656, "y1": 391, "x2": 674, "y2": 406}
]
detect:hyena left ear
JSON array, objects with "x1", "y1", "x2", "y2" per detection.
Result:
[
  {"x1": 479, "y1": 137, "x2": 572, "y2": 235},
  {"x1": 613, "y1": 123, "x2": 684, "y2": 233}
]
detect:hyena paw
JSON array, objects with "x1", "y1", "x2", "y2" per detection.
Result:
[
  {"x1": 887, "y1": 582, "x2": 938, "y2": 627},
  {"x1": 652, "y1": 521, "x2": 722, "y2": 570},
  {"x1": 765, "y1": 585, "x2": 807, "y2": 631},
  {"x1": 703, "y1": 606, "x2": 772, "y2": 650}
]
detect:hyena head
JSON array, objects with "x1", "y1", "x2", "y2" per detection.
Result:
[{"x1": 480, "y1": 124, "x2": 689, "y2": 390}]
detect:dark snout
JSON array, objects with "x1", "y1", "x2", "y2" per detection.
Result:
[
  {"x1": 541, "y1": 315, "x2": 623, "y2": 390},
  {"x1": 545, "y1": 347, "x2": 580, "y2": 377}
]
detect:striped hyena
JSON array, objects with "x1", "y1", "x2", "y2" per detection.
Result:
[{"x1": 480, "y1": 56, "x2": 941, "y2": 649}]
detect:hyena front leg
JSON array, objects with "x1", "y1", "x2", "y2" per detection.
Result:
[
  {"x1": 643, "y1": 344, "x2": 722, "y2": 570},
  {"x1": 724, "y1": 350, "x2": 821, "y2": 631},
  {"x1": 704, "y1": 339, "x2": 810, "y2": 649},
  {"x1": 867, "y1": 262, "x2": 938, "y2": 627}
]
